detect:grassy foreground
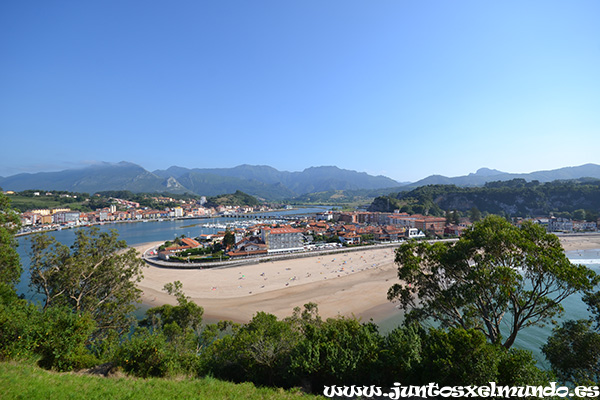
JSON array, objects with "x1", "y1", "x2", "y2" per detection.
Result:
[{"x1": 0, "y1": 362, "x2": 323, "y2": 400}]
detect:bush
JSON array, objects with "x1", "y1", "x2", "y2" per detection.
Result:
[
  {"x1": 36, "y1": 307, "x2": 98, "y2": 371},
  {"x1": 290, "y1": 317, "x2": 383, "y2": 390},
  {"x1": 200, "y1": 312, "x2": 300, "y2": 387},
  {"x1": 0, "y1": 286, "x2": 42, "y2": 362},
  {"x1": 412, "y1": 327, "x2": 549, "y2": 386},
  {"x1": 380, "y1": 324, "x2": 423, "y2": 384},
  {"x1": 116, "y1": 328, "x2": 172, "y2": 378},
  {"x1": 0, "y1": 286, "x2": 97, "y2": 370}
]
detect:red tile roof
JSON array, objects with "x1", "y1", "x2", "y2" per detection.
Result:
[
  {"x1": 269, "y1": 227, "x2": 301, "y2": 234},
  {"x1": 181, "y1": 238, "x2": 201, "y2": 248}
]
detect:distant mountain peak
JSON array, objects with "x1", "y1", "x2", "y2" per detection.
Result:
[
  {"x1": 411, "y1": 164, "x2": 600, "y2": 188},
  {"x1": 470, "y1": 167, "x2": 505, "y2": 177}
]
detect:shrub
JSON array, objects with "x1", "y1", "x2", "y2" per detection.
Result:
[
  {"x1": 36, "y1": 306, "x2": 98, "y2": 371},
  {"x1": 116, "y1": 328, "x2": 172, "y2": 378},
  {"x1": 0, "y1": 286, "x2": 42, "y2": 362}
]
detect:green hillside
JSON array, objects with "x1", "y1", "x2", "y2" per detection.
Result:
[
  {"x1": 369, "y1": 178, "x2": 600, "y2": 218},
  {"x1": 0, "y1": 361, "x2": 320, "y2": 400},
  {"x1": 204, "y1": 190, "x2": 261, "y2": 207}
]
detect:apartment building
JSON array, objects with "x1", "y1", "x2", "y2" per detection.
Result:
[{"x1": 261, "y1": 227, "x2": 304, "y2": 253}]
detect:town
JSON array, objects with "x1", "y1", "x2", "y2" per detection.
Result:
[
  {"x1": 9, "y1": 191, "x2": 275, "y2": 235},
  {"x1": 151, "y1": 209, "x2": 599, "y2": 265},
  {"x1": 8, "y1": 188, "x2": 597, "y2": 265}
]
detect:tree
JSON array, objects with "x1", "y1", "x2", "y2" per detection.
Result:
[
  {"x1": 542, "y1": 290, "x2": 600, "y2": 385},
  {"x1": 585, "y1": 209, "x2": 599, "y2": 223},
  {"x1": 573, "y1": 209, "x2": 586, "y2": 221},
  {"x1": 0, "y1": 193, "x2": 21, "y2": 289},
  {"x1": 451, "y1": 209, "x2": 460, "y2": 225},
  {"x1": 201, "y1": 311, "x2": 301, "y2": 387},
  {"x1": 142, "y1": 281, "x2": 204, "y2": 347},
  {"x1": 388, "y1": 215, "x2": 598, "y2": 349},
  {"x1": 290, "y1": 316, "x2": 382, "y2": 389},
  {"x1": 222, "y1": 229, "x2": 235, "y2": 249},
  {"x1": 469, "y1": 206, "x2": 481, "y2": 222},
  {"x1": 29, "y1": 227, "x2": 145, "y2": 339},
  {"x1": 542, "y1": 319, "x2": 600, "y2": 385}
]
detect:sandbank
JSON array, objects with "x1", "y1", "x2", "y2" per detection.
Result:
[{"x1": 133, "y1": 233, "x2": 600, "y2": 324}]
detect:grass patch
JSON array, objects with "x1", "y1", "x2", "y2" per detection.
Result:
[
  {"x1": 7, "y1": 195, "x2": 89, "y2": 213},
  {"x1": 0, "y1": 361, "x2": 322, "y2": 400}
]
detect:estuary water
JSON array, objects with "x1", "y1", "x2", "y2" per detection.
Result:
[
  {"x1": 12, "y1": 208, "x2": 600, "y2": 366},
  {"x1": 14, "y1": 206, "x2": 330, "y2": 301}
]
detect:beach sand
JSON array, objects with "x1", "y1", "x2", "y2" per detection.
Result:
[
  {"x1": 557, "y1": 233, "x2": 600, "y2": 251},
  {"x1": 133, "y1": 233, "x2": 600, "y2": 324}
]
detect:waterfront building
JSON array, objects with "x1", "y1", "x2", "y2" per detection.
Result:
[{"x1": 261, "y1": 227, "x2": 303, "y2": 253}]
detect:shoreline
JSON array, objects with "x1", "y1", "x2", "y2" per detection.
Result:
[
  {"x1": 14, "y1": 205, "x2": 312, "y2": 238},
  {"x1": 133, "y1": 233, "x2": 600, "y2": 325}
]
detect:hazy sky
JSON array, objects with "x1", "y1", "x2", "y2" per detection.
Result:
[{"x1": 1, "y1": 1, "x2": 599, "y2": 182}]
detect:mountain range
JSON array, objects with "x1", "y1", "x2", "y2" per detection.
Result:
[
  {"x1": 406, "y1": 164, "x2": 600, "y2": 188},
  {"x1": 1, "y1": 162, "x2": 599, "y2": 201},
  {"x1": 0, "y1": 162, "x2": 401, "y2": 200}
]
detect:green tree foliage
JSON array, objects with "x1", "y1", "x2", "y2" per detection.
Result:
[
  {"x1": 144, "y1": 282, "x2": 204, "y2": 336},
  {"x1": 368, "y1": 195, "x2": 403, "y2": 213},
  {"x1": 0, "y1": 285, "x2": 41, "y2": 361},
  {"x1": 451, "y1": 209, "x2": 460, "y2": 225},
  {"x1": 201, "y1": 312, "x2": 301, "y2": 387},
  {"x1": 360, "y1": 233, "x2": 374, "y2": 243},
  {"x1": 6, "y1": 190, "x2": 92, "y2": 213},
  {"x1": 543, "y1": 290, "x2": 600, "y2": 386},
  {"x1": 573, "y1": 209, "x2": 586, "y2": 221},
  {"x1": 380, "y1": 324, "x2": 548, "y2": 387},
  {"x1": 389, "y1": 215, "x2": 598, "y2": 349},
  {"x1": 0, "y1": 286, "x2": 97, "y2": 371},
  {"x1": 380, "y1": 324, "x2": 423, "y2": 383},
  {"x1": 0, "y1": 193, "x2": 21, "y2": 288},
  {"x1": 290, "y1": 317, "x2": 383, "y2": 390},
  {"x1": 115, "y1": 282, "x2": 207, "y2": 378},
  {"x1": 205, "y1": 190, "x2": 260, "y2": 208},
  {"x1": 370, "y1": 179, "x2": 600, "y2": 218},
  {"x1": 222, "y1": 230, "x2": 235, "y2": 249},
  {"x1": 142, "y1": 282, "x2": 204, "y2": 367},
  {"x1": 116, "y1": 327, "x2": 172, "y2": 378},
  {"x1": 585, "y1": 209, "x2": 599, "y2": 222},
  {"x1": 470, "y1": 206, "x2": 482, "y2": 222},
  {"x1": 96, "y1": 190, "x2": 200, "y2": 210},
  {"x1": 437, "y1": 328, "x2": 548, "y2": 386},
  {"x1": 35, "y1": 306, "x2": 97, "y2": 371},
  {"x1": 417, "y1": 328, "x2": 547, "y2": 386},
  {"x1": 543, "y1": 319, "x2": 600, "y2": 385},
  {"x1": 28, "y1": 227, "x2": 145, "y2": 339}
]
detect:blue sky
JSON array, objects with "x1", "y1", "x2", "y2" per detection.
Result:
[{"x1": 1, "y1": 1, "x2": 599, "y2": 182}]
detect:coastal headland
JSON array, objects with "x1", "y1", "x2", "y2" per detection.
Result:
[{"x1": 134, "y1": 233, "x2": 600, "y2": 324}]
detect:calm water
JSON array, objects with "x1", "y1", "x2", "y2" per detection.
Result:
[{"x1": 13, "y1": 209, "x2": 600, "y2": 366}]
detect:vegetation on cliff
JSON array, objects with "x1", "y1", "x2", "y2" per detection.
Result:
[{"x1": 369, "y1": 178, "x2": 600, "y2": 219}]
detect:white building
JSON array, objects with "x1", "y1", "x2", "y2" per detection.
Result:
[
  {"x1": 407, "y1": 228, "x2": 426, "y2": 239},
  {"x1": 548, "y1": 218, "x2": 573, "y2": 232},
  {"x1": 261, "y1": 227, "x2": 304, "y2": 253}
]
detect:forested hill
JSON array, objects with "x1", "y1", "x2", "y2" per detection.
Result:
[
  {"x1": 368, "y1": 178, "x2": 600, "y2": 218},
  {"x1": 204, "y1": 190, "x2": 261, "y2": 208}
]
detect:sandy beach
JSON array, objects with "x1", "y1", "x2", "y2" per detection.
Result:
[
  {"x1": 556, "y1": 233, "x2": 600, "y2": 251},
  {"x1": 134, "y1": 233, "x2": 600, "y2": 324}
]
